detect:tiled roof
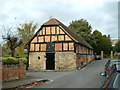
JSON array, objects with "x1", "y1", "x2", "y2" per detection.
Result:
[{"x1": 43, "y1": 18, "x2": 92, "y2": 49}]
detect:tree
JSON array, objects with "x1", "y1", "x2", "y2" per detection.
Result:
[
  {"x1": 92, "y1": 30, "x2": 103, "y2": 54},
  {"x1": 101, "y1": 35, "x2": 112, "y2": 55},
  {"x1": 68, "y1": 19, "x2": 112, "y2": 56},
  {"x1": 2, "y1": 31, "x2": 22, "y2": 57},
  {"x1": 17, "y1": 22, "x2": 37, "y2": 46},
  {"x1": 68, "y1": 19, "x2": 92, "y2": 43},
  {"x1": 17, "y1": 22, "x2": 37, "y2": 55},
  {"x1": 2, "y1": 43, "x2": 11, "y2": 56},
  {"x1": 114, "y1": 40, "x2": 120, "y2": 52},
  {"x1": 92, "y1": 30, "x2": 112, "y2": 55}
]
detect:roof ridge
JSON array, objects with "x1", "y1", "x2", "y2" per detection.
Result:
[{"x1": 53, "y1": 18, "x2": 59, "y2": 25}]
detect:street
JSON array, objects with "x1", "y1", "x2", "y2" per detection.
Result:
[{"x1": 32, "y1": 59, "x2": 109, "y2": 88}]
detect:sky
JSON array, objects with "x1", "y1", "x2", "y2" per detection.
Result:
[{"x1": 0, "y1": 0, "x2": 119, "y2": 44}]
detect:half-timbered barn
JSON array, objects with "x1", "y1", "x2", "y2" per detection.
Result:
[{"x1": 28, "y1": 18, "x2": 94, "y2": 71}]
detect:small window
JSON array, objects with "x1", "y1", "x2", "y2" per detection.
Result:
[{"x1": 38, "y1": 56, "x2": 40, "y2": 60}]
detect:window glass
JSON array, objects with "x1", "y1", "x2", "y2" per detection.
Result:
[
  {"x1": 110, "y1": 61, "x2": 120, "y2": 67},
  {"x1": 113, "y1": 74, "x2": 120, "y2": 88}
]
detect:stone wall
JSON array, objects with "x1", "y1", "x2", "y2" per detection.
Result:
[
  {"x1": 28, "y1": 52, "x2": 94, "y2": 71},
  {"x1": 76, "y1": 54, "x2": 94, "y2": 69},
  {"x1": 2, "y1": 62, "x2": 26, "y2": 82},
  {"x1": 29, "y1": 52, "x2": 46, "y2": 71},
  {"x1": 55, "y1": 52, "x2": 76, "y2": 70}
]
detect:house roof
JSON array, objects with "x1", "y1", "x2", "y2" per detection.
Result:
[{"x1": 43, "y1": 18, "x2": 93, "y2": 49}]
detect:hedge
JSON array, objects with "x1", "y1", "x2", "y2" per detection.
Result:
[
  {"x1": 3, "y1": 55, "x2": 12, "y2": 57},
  {"x1": 3, "y1": 55, "x2": 28, "y2": 58},
  {"x1": 2, "y1": 57, "x2": 27, "y2": 65},
  {"x1": 15, "y1": 55, "x2": 28, "y2": 58}
]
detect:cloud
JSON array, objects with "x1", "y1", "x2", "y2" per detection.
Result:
[{"x1": 0, "y1": 0, "x2": 118, "y2": 44}]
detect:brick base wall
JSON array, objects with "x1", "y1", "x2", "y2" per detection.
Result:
[{"x1": 1, "y1": 62, "x2": 26, "y2": 82}]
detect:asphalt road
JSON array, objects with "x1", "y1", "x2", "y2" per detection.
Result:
[{"x1": 33, "y1": 59, "x2": 109, "y2": 88}]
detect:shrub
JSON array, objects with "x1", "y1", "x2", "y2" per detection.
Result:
[
  {"x1": 2, "y1": 57, "x2": 17, "y2": 65},
  {"x1": 15, "y1": 56, "x2": 21, "y2": 58},
  {"x1": 3, "y1": 55, "x2": 12, "y2": 57},
  {"x1": 2, "y1": 57, "x2": 8, "y2": 64},
  {"x1": 15, "y1": 55, "x2": 28, "y2": 58},
  {"x1": 2, "y1": 57, "x2": 27, "y2": 65}
]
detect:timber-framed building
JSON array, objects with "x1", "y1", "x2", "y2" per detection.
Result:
[{"x1": 28, "y1": 18, "x2": 94, "y2": 71}]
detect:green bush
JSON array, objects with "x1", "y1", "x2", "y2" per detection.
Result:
[
  {"x1": 2, "y1": 57, "x2": 8, "y2": 64},
  {"x1": 2, "y1": 57, "x2": 27, "y2": 65},
  {"x1": 15, "y1": 56, "x2": 21, "y2": 58},
  {"x1": 3, "y1": 55, "x2": 12, "y2": 57},
  {"x1": 15, "y1": 55, "x2": 28, "y2": 58},
  {"x1": 2, "y1": 57, "x2": 17, "y2": 65}
]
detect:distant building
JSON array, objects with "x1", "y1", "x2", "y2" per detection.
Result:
[
  {"x1": 28, "y1": 18, "x2": 94, "y2": 71},
  {"x1": 111, "y1": 39, "x2": 118, "y2": 46}
]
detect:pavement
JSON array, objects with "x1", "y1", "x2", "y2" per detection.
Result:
[{"x1": 2, "y1": 59, "x2": 109, "y2": 89}]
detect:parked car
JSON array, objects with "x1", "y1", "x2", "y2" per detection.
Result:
[
  {"x1": 95, "y1": 55, "x2": 101, "y2": 60},
  {"x1": 101, "y1": 71, "x2": 120, "y2": 88},
  {"x1": 103, "y1": 59, "x2": 120, "y2": 77},
  {"x1": 101, "y1": 64, "x2": 120, "y2": 88}
]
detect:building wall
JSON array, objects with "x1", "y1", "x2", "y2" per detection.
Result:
[
  {"x1": 76, "y1": 54, "x2": 94, "y2": 69},
  {"x1": 28, "y1": 44, "x2": 94, "y2": 71},
  {"x1": 29, "y1": 26, "x2": 74, "y2": 52},
  {"x1": 111, "y1": 39, "x2": 118, "y2": 46},
  {"x1": 29, "y1": 52, "x2": 76, "y2": 71},
  {"x1": 28, "y1": 45, "x2": 94, "y2": 71},
  {"x1": 55, "y1": 52, "x2": 76, "y2": 70},
  {"x1": 29, "y1": 52, "x2": 46, "y2": 71},
  {"x1": 75, "y1": 43, "x2": 94, "y2": 69}
]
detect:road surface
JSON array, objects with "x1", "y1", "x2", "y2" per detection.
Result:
[{"x1": 33, "y1": 59, "x2": 109, "y2": 88}]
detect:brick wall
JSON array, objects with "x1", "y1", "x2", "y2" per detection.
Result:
[{"x1": 1, "y1": 62, "x2": 26, "y2": 82}]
